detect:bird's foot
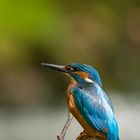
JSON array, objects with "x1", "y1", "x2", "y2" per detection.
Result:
[
  {"x1": 76, "y1": 131, "x2": 92, "y2": 140},
  {"x1": 76, "y1": 131, "x2": 103, "y2": 140}
]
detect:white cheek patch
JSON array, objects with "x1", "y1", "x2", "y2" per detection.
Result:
[{"x1": 84, "y1": 77, "x2": 94, "y2": 83}]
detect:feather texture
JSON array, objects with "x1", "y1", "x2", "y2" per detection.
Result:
[{"x1": 71, "y1": 83, "x2": 119, "y2": 140}]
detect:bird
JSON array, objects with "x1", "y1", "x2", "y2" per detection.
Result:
[{"x1": 41, "y1": 63, "x2": 119, "y2": 140}]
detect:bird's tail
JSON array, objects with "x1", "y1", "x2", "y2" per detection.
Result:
[{"x1": 107, "y1": 134, "x2": 119, "y2": 140}]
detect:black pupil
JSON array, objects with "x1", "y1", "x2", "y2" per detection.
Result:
[
  {"x1": 73, "y1": 67, "x2": 79, "y2": 71},
  {"x1": 66, "y1": 66, "x2": 79, "y2": 71}
]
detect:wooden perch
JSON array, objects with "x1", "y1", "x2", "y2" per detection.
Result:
[
  {"x1": 57, "y1": 112, "x2": 73, "y2": 140},
  {"x1": 56, "y1": 112, "x2": 95, "y2": 140}
]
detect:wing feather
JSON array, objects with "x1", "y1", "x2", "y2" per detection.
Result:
[{"x1": 72, "y1": 86, "x2": 119, "y2": 140}]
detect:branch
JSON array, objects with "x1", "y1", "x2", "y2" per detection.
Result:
[{"x1": 57, "y1": 112, "x2": 73, "y2": 140}]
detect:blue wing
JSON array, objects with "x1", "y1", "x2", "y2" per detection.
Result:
[{"x1": 72, "y1": 85, "x2": 119, "y2": 140}]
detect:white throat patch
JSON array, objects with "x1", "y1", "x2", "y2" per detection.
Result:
[{"x1": 84, "y1": 77, "x2": 94, "y2": 83}]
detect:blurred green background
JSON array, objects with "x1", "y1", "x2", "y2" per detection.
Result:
[{"x1": 0, "y1": 0, "x2": 140, "y2": 140}]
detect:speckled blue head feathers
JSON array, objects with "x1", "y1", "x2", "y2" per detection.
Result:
[{"x1": 66, "y1": 63, "x2": 102, "y2": 87}]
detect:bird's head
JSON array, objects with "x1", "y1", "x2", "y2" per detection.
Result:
[{"x1": 41, "y1": 63, "x2": 102, "y2": 87}]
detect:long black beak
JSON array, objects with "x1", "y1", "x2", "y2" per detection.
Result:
[{"x1": 41, "y1": 63, "x2": 68, "y2": 73}]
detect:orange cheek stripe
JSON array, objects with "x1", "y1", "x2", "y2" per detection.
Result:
[{"x1": 73, "y1": 71, "x2": 88, "y2": 79}]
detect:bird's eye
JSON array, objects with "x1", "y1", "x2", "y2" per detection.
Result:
[
  {"x1": 65, "y1": 66, "x2": 74, "y2": 71},
  {"x1": 73, "y1": 67, "x2": 79, "y2": 71},
  {"x1": 65, "y1": 66, "x2": 80, "y2": 72}
]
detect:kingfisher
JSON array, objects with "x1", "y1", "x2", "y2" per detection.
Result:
[{"x1": 42, "y1": 63, "x2": 119, "y2": 140}]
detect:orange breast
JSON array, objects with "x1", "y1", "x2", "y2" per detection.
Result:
[{"x1": 66, "y1": 83, "x2": 106, "y2": 139}]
